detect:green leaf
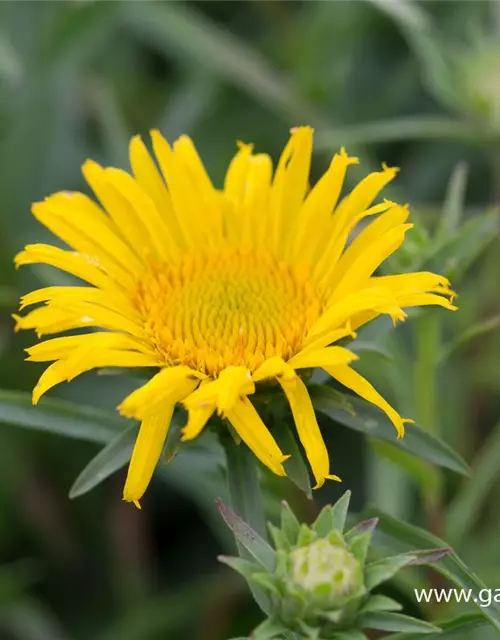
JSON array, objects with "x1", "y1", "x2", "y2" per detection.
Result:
[
  {"x1": 279, "y1": 422, "x2": 313, "y2": 499},
  {"x1": 314, "y1": 117, "x2": 496, "y2": 149},
  {"x1": 438, "y1": 162, "x2": 469, "y2": 239},
  {"x1": 441, "y1": 315, "x2": 500, "y2": 362},
  {"x1": 358, "y1": 611, "x2": 440, "y2": 634},
  {"x1": 360, "y1": 594, "x2": 402, "y2": 613},
  {"x1": 366, "y1": 0, "x2": 431, "y2": 32},
  {"x1": 365, "y1": 554, "x2": 417, "y2": 590},
  {"x1": 370, "y1": 440, "x2": 441, "y2": 495},
  {"x1": 215, "y1": 499, "x2": 276, "y2": 572},
  {"x1": 0, "y1": 390, "x2": 124, "y2": 444},
  {"x1": 348, "y1": 340, "x2": 393, "y2": 361},
  {"x1": 408, "y1": 548, "x2": 452, "y2": 566},
  {"x1": 425, "y1": 212, "x2": 498, "y2": 282},
  {"x1": 366, "y1": 507, "x2": 500, "y2": 631},
  {"x1": 446, "y1": 420, "x2": 500, "y2": 545},
  {"x1": 331, "y1": 632, "x2": 367, "y2": 640},
  {"x1": 221, "y1": 435, "x2": 267, "y2": 539},
  {"x1": 69, "y1": 425, "x2": 137, "y2": 499},
  {"x1": 390, "y1": 613, "x2": 489, "y2": 639},
  {"x1": 310, "y1": 385, "x2": 470, "y2": 476}
]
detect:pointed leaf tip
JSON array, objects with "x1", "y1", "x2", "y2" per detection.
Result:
[
  {"x1": 215, "y1": 498, "x2": 276, "y2": 571},
  {"x1": 408, "y1": 547, "x2": 452, "y2": 565}
]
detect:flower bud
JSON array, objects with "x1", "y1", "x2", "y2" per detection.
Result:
[{"x1": 288, "y1": 538, "x2": 363, "y2": 609}]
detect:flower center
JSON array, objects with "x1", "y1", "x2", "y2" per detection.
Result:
[{"x1": 134, "y1": 248, "x2": 323, "y2": 376}]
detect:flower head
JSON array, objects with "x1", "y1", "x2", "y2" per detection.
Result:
[{"x1": 14, "y1": 127, "x2": 455, "y2": 505}]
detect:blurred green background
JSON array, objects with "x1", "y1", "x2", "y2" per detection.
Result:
[{"x1": 1, "y1": 1, "x2": 500, "y2": 639}]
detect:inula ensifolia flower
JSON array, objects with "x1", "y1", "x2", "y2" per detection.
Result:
[{"x1": 14, "y1": 127, "x2": 456, "y2": 506}]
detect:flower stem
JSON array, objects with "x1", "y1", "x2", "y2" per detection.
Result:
[{"x1": 415, "y1": 310, "x2": 446, "y2": 606}]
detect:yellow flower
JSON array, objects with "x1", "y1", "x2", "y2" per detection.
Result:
[{"x1": 14, "y1": 127, "x2": 455, "y2": 506}]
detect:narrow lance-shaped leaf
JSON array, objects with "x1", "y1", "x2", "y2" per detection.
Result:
[
  {"x1": 279, "y1": 422, "x2": 313, "y2": 499},
  {"x1": 358, "y1": 611, "x2": 440, "y2": 635},
  {"x1": 438, "y1": 161, "x2": 469, "y2": 239},
  {"x1": 310, "y1": 385, "x2": 470, "y2": 476},
  {"x1": 390, "y1": 613, "x2": 490, "y2": 640},
  {"x1": 69, "y1": 424, "x2": 137, "y2": 499},
  {"x1": 360, "y1": 594, "x2": 402, "y2": 614},
  {"x1": 366, "y1": 507, "x2": 500, "y2": 631},
  {"x1": 365, "y1": 554, "x2": 418, "y2": 590},
  {"x1": 215, "y1": 499, "x2": 276, "y2": 571},
  {"x1": 0, "y1": 390, "x2": 124, "y2": 444}
]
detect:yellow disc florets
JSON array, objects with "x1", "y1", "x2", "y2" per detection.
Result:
[{"x1": 134, "y1": 248, "x2": 324, "y2": 375}]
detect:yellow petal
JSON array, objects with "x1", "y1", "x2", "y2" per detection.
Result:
[
  {"x1": 325, "y1": 363, "x2": 411, "y2": 438},
  {"x1": 119, "y1": 366, "x2": 202, "y2": 420},
  {"x1": 15, "y1": 244, "x2": 115, "y2": 290},
  {"x1": 326, "y1": 205, "x2": 410, "y2": 297},
  {"x1": 26, "y1": 332, "x2": 152, "y2": 362},
  {"x1": 181, "y1": 404, "x2": 214, "y2": 441},
  {"x1": 32, "y1": 192, "x2": 142, "y2": 286},
  {"x1": 129, "y1": 134, "x2": 185, "y2": 254},
  {"x1": 225, "y1": 397, "x2": 288, "y2": 477},
  {"x1": 183, "y1": 367, "x2": 254, "y2": 415},
  {"x1": 278, "y1": 375, "x2": 340, "y2": 488},
  {"x1": 288, "y1": 346, "x2": 358, "y2": 370},
  {"x1": 252, "y1": 355, "x2": 296, "y2": 383},
  {"x1": 32, "y1": 350, "x2": 159, "y2": 404},
  {"x1": 20, "y1": 286, "x2": 140, "y2": 321},
  {"x1": 290, "y1": 147, "x2": 358, "y2": 265},
  {"x1": 150, "y1": 129, "x2": 204, "y2": 248},
  {"x1": 82, "y1": 160, "x2": 152, "y2": 254},
  {"x1": 271, "y1": 126, "x2": 313, "y2": 253},
  {"x1": 216, "y1": 366, "x2": 255, "y2": 414},
  {"x1": 306, "y1": 287, "x2": 403, "y2": 345},
  {"x1": 123, "y1": 412, "x2": 173, "y2": 506}
]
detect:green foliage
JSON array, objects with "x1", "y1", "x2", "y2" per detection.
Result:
[{"x1": 1, "y1": 1, "x2": 500, "y2": 639}]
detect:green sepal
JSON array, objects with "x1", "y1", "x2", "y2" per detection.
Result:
[
  {"x1": 331, "y1": 490, "x2": 351, "y2": 532},
  {"x1": 345, "y1": 518, "x2": 378, "y2": 541},
  {"x1": 296, "y1": 523, "x2": 316, "y2": 546},
  {"x1": 252, "y1": 616, "x2": 292, "y2": 640},
  {"x1": 365, "y1": 553, "x2": 417, "y2": 590},
  {"x1": 358, "y1": 611, "x2": 441, "y2": 634},
  {"x1": 347, "y1": 531, "x2": 373, "y2": 566},
  {"x1": 312, "y1": 505, "x2": 334, "y2": 537},
  {"x1": 280, "y1": 501, "x2": 301, "y2": 546},
  {"x1": 268, "y1": 523, "x2": 287, "y2": 551},
  {"x1": 217, "y1": 555, "x2": 259, "y2": 582},
  {"x1": 360, "y1": 594, "x2": 403, "y2": 614},
  {"x1": 251, "y1": 572, "x2": 281, "y2": 596}
]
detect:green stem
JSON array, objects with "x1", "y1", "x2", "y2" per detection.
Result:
[
  {"x1": 415, "y1": 310, "x2": 440, "y2": 433},
  {"x1": 221, "y1": 432, "x2": 267, "y2": 540},
  {"x1": 415, "y1": 311, "x2": 444, "y2": 523},
  {"x1": 415, "y1": 311, "x2": 446, "y2": 607}
]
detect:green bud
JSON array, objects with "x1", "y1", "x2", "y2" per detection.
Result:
[
  {"x1": 288, "y1": 538, "x2": 363, "y2": 607},
  {"x1": 217, "y1": 493, "x2": 451, "y2": 638}
]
